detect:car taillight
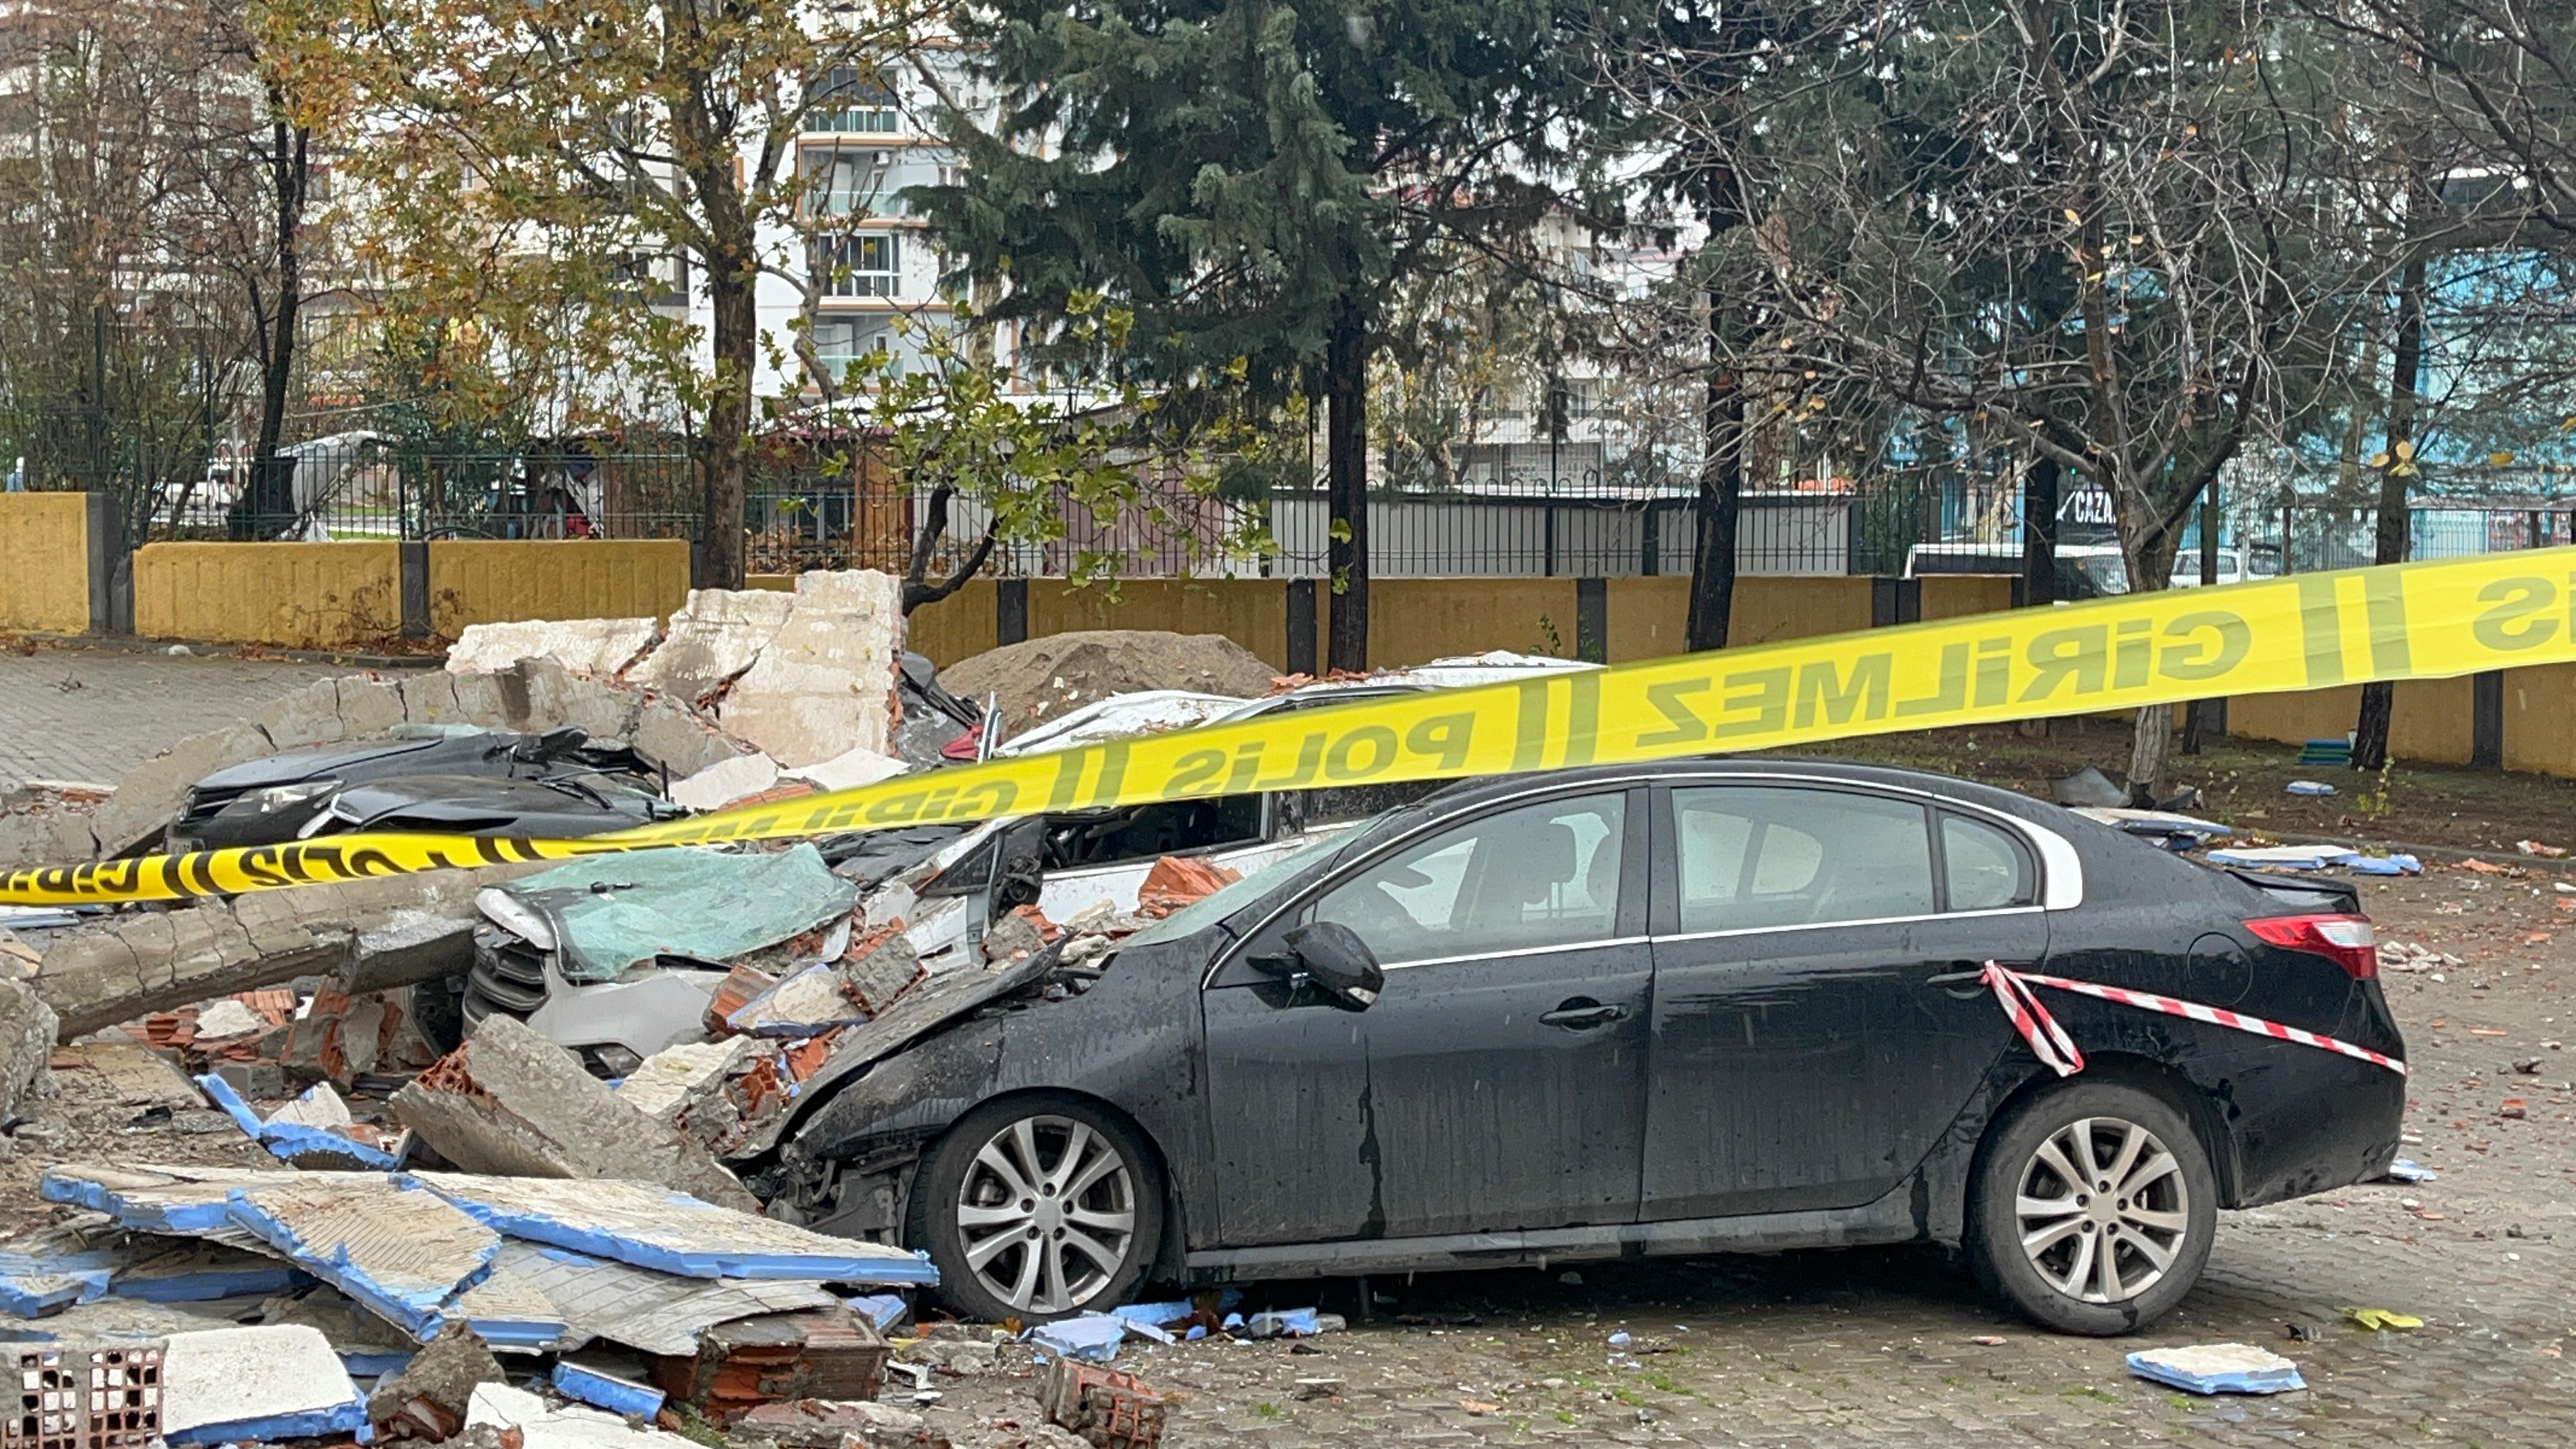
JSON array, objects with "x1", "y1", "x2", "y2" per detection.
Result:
[{"x1": 2245, "y1": 913, "x2": 2378, "y2": 979}]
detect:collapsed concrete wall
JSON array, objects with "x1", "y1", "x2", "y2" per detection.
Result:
[{"x1": 31, "y1": 864, "x2": 545, "y2": 1040}]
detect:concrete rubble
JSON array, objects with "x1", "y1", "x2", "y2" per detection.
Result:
[
  {"x1": 392, "y1": 1015, "x2": 761, "y2": 1212},
  {"x1": 370, "y1": 1322, "x2": 509, "y2": 1440}
]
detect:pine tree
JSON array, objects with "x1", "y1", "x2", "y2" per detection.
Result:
[{"x1": 913, "y1": 0, "x2": 1637, "y2": 669}]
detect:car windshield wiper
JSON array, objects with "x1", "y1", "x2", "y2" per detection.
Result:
[{"x1": 538, "y1": 775, "x2": 613, "y2": 809}]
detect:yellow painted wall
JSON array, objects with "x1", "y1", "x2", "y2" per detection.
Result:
[
  {"x1": 2224, "y1": 676, "x2": 2477, "y2": 767},
  {"x1": 1334, "y1": 578, "x2": 1583, "y2": 669},
  {"x1": 428, "y1": 540, "x2": 692, "y2": 637},
  {"x1": 745, "y1": 574, "x2": 796, "y2": 592},
  {"x1": 133, "y1": 542, "x2": 400, "y2": 648},
  {"x1": 907, "y1": 578, "x2": 998, "y2": 667},
  {"x1": 2504, "y1": 664, "x2": 2576, "y2": 778},
  {"x1": 0, "y1": 494, "x2": 89, "y2": 634},
  {"x1": 1920, "y1": 574, "x2": 2017, "y2": 621},
  {"x1": 1603, "y1": 577, "x2": 1693, "y2": 662},
  {"x1": 1729, "y1": 576, "x2": 1876, "y2": 645}
]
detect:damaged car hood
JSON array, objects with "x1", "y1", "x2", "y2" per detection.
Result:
[{"x1": 485, "y1": 845, "x2": 859, "y2": 984}]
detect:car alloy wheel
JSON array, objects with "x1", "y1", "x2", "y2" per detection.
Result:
[
  {"x1": 954, "y1": 1114, "x2": 1139, "y2": 1315},
  {"x1": 2012, "y1": 1115, "x2": 2192, "y2": 1305}
]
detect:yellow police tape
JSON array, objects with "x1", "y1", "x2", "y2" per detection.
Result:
[{"x1": 12, "y1": 547, "x2": 2576, "y2": 907}]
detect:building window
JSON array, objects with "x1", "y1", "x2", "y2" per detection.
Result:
[
  {"x1": 811, "y1": 233, "x2": 902, "y2": 299},
  {"x1": 805, "y1": 68, "x2": 900, "y2": 135},
  {"x1": 812, "y1": 317, "x2": 903, "y2": 381},
  {"x1": 804, "y1": 148, "x2": 896, "y2": 217}
]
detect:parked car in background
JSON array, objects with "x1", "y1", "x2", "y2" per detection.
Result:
[
  {"x1": 764, "y1": 757, "x2": 2403, "y2": 1336},
  {"x1": 1904, "y1": 542, "x2": 2130, "y2": 599}
]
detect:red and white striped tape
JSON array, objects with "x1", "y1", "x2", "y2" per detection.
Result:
[{"x1": 1980, "y1": 962, "x2": 2408, "y2": 1078}]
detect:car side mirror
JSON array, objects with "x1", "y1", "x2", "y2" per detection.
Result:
[{"x1": 1274, "y1": 921, "x2": 1383, "y2": 1011}]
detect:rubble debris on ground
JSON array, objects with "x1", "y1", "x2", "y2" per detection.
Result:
[
  {"x1": 2068, "y1": 806, "x2": 2234, "y2": 851},
  {"x1": 370, "y1": 1322, "x2": 509, "y2": 1441},
  {"x1": 652, "y1": 1308, "x2": 888, "y2": 1423},
  {"x1": 2286, "y1": 779, "x2": 2339, "y2": 796},
  {"x1": 1025, "y1": 1314, "x2": 1130, "y2": 1363},
  {"x1": 410, "y1": 1172, "x2": 935, "y2": 1284},
  {"x1": 467, "y1": 1380, "x2": 680, "y2": 1449},
  {"x1": 1038, "y1": 1358, "x2": 1167, "y2": 1449},
  {"x1": 2206, "y1": 843, "x2": 2420, "y2": 875},
  {"x1": 449, "y1": 620, "x2": 662, "y2": 680},
  {"x1": 2378, "y1": 941, "x2": 2460, "y2": 974},
  {"x1": 2124, "y1": 1342, "x2": 2306, "y2": 1396},
  {"x1": 550, "y1": 1358, "x2": 665, "y2": 1419},
  {"x1": 0, "y1": 978, "x2": 58, "y2": 1119},
  {"x1": 736, "y1": 1396, "x2": 930, "y2": 1448},
  {"x1": 943, "y1": 630, "x2": 1281, "y2": 724},
  {"x1": 2053, "y1": 765, "x2": 2130, "y2": 809},
  {"x1": 392, "y1": 1016, "x2": 758, "y2": 1211},
  {"x1": 199, "y1": 1074, "x2": 402, "y2": 1169},
  {"x1": 163, "y1": 1324, "x2": 372, "y2": 1445},
  {"x1": 490, "y1": 1241, "x2": 842, "y2": 1357}
]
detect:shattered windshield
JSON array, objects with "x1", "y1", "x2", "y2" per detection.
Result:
[{"x1": 1122, "y1": 829, "x2": 1354, "y2": 948}]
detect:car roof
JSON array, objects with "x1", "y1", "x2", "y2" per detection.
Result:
[{"x1": 1409, "y1": 755, "x2": 2048, "y2": 818}]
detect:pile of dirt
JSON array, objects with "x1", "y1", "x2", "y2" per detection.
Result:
[{"x1": 943, "y1": 629, "x2": 1280, "y2": 723}]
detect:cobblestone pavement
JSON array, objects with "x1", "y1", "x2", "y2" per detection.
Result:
[
  {"x1": 911, "y1": 870, "x2": 2576, "y2": 1448},
  {"x1": 0, "y1": 647, "x2": 359, "y2": 790}
]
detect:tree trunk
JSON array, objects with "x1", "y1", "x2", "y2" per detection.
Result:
[
  {"x1": 240, "y1": 113, "x2": 306, "y2": 542},
  {"x1": 2182, "y1": 476, "x2": 2220, "y2": 755},
  {"x1": 2020, "y1": 455, "x2": 2060, "y2": 607},
  {"x1": 2354, "y1": 250, "x2": 2429, "y2": 773},
  {"x1": 2120, "y1": 517, "x2": 2187, "y2": 804},
  {"x1": 1686, "y1": 296, "x2": 1741, "y2": 651},
  {"x1": 1324, "y1": 293, "x2": 1371, "y2": 673},
  {"x1": 697, "y1": 253, "x2": 757, "y2": 589}
]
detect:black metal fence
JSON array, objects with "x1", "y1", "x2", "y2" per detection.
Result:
[{"x1": 23, "y1": 432, "x2": 2576, "y2": 582}]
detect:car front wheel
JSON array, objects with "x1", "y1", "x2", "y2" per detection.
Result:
[
  {"x1": 909, "y1": 1096, "x2": 1164, "y2": 1323},
  {"x1": 1967, "y1": 1080, "x2": 2217, "y2": 1336}
]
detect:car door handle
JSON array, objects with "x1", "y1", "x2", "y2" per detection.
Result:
[{"x1": 1540, "y1": 1000, "x2": 1628, "y2": 1030}]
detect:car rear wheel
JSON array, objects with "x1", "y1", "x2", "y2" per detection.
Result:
[
  {"x1": 909, "y1": 1096, "x2": 1164, "y2": 1323},
  {"x1": 1968, "y1": 1080, "x2": 2216, "y2": 1336}
]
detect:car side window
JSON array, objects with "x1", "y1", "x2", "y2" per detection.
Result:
[
  {"x1": 1672, "y1": 786, "x2": 1934, "y2": 932},
  {"x1": 1942, "y1": 812, "x2": 2036, "y2": 910},
  {"x1": 1308, "y1": 793, "x2": 1626, "y2": 965}
]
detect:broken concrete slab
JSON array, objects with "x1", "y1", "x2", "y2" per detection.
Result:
[
  {"x1": 632, "y1": 589, "x2": 798, "y2": 705},
  {"x1": 162, "y1": 1324, "x2": 370, "y2": 1446},
  {"x1": 488, "y1": 1241, "x2": 840, "y2": 1358},
  {"x1": 550, "y1": 1359, "x2": 664, "y2": 1420},
  {"x1": 109, "y1": 1240, "x2": 307, "y2": 1303},
  {"x1": 466, "y1": 1381, "x2": 681, "y2": 1449},
  {"x1": 629, "y1": 693, "x2": 755, "y2": 780},
  {"x1": 787, "y1": 746, "x2": 908, "y2": 794},
  {"x1": 368, "y1": 1322, "x2": 506, "y2": 1442},
  {"x1": 412, "y1": 1174, "x2": 936, "y2": 1285},
  {"x1": 342, "y1": 913, "x2": 479, "y2": 996},
  {"x1": 486, "y1": 656, "x2": 645, "y2": 742},
  {"x1": 391, "y1": 1015, "x2": 757, "y2": 1213},
  {"x1": 252, "y1": 678, "x2": 357, "y2": 751},
  {"x1": 37, "y1": 864, "x2": 541, "y2": 1041},
  {"x1": 614, "y1": 1038, "x2": 758, "y2": 1126},
  {"x1": 727, "y1": 962, "x2": 867, "y2": 1038},
  {"x1": 0, "y1": 1247, "x2": 117, "y2": 1316},
  {"x1": 225, "y1": 1175, "x2": 502, "y2": 1340},
  {"x1": 190, "y1": 997, "x2": 263, "y2": 1039},
  {"x1": 444, "y1": 1262, "x2": 574, "y2": 1351},
  {"x1": 40, "y1": 1163, "x2": 313, "y2": 1235},
  {"x1": 714, "y1": 571, "x2": 903, "y2": 768},
  {"x1": 670, "y1": 752, "x2": 782, "y2": 812},
  {"x1": 449, "y1": 619, "x2": 660, "y2": 679},
  {"x1": 0, "y1": 978, "x2": 58, "y2": 1119}
]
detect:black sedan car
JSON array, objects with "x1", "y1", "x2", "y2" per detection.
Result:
[
  {"x1": 768, "y1": 758, "x2": 2405, "y2": 1336},
  {"x1": 167, "y1": 727, "x2": 663, "y2": 852}
]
